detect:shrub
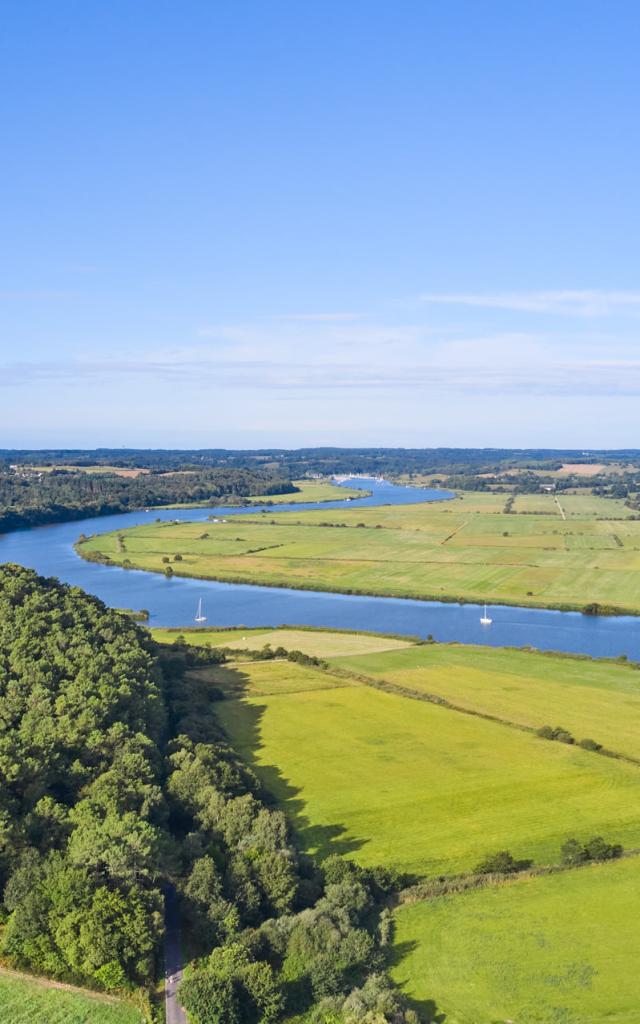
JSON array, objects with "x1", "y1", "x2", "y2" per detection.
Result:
[
  {"x1": 582, "y1": 602, "x2": 601, "y2": 616},
  {"x1": 474, "y1": 850, "x2": 522, "y2": 875},
  {"x1": 536, "y1": 725, "x2": 575, "y2": 744},
  {"x1": 584, "y1": 836, "x2": 623, "y2": 862},
  {"x1": 561, "y1": 835, "x2": 623, "y2": 866},
  {"x1": 560, "y1": 838, "x2": 589, "y2": 866},
  {"x1": 579, "y1": 737, "x2": 602, "y2": 752}
]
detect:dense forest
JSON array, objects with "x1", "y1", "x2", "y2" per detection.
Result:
[
  {"x1": 0, "y1": 467, "x2": 295, "y2": 533},
  {"x1": 4, "y1": 446, "x2": 640, "y2": 476},
  {"x1": 0, "y1": 565, "x2": 167, "y2": 997},
  {"x1": 0, "y1": 565, "x2": 417, "y2": 1023}
]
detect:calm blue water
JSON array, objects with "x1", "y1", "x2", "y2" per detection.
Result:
[{"x1": 0, "y1": 478, "x2": 638, "y2": 660}]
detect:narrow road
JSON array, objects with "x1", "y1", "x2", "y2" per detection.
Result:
[
  {"x1": 555, "y1": 495, "x2": 567, "y2": 520},
  {"x1": 164, "y1": 885, "x2": 187, "y2": 1024}
]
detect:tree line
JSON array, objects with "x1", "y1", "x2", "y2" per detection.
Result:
[
  {"x1": 0, "y1": 466, "x2": 295, "y2": 532},
  {"x1": 4, "y1": 446, "x2": 638, "y2": 478}
]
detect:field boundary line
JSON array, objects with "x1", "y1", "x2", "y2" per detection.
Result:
[
  {"x1": 220, "y1": 681, "x2": 355, "y2": 699},
  {"x1": 324, "y1": 665, "x2": 640, "y2": 768},
  {"x1": 0, "y1": 963, "x2": 124, "y2": 1004},
  {"x1": 396, "y1": 846, "x2": 640, "y2": 908},
  {"x1": 440, "y1": 518, "x2": 470, "y2": 544}
]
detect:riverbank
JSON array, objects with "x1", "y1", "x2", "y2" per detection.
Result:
[
  {"x1": 75, "y1": 489, "x2": 640, "y2": 616},
  {"x1": 156, "y1": 477, "x2": 370, "y2": 509}
]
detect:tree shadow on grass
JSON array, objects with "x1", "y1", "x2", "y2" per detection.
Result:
[
  {"x1": 386, "y1": 940, "x2": 447, "y2": 1023},
  {"x1": 212, "y1": 663, "x2": 368, "y2": 861}
]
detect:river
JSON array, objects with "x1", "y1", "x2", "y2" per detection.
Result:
[{"x1": 0, "y1": 478, "x2": 638, "y2": 660}]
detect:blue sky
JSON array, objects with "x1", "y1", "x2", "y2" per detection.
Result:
[{"x1": 1, "y1": 1, "x2": 640, "y2": 448}]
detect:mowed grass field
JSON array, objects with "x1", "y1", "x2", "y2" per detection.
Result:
[
  {"x1": 213, "y1": 661, "x2": 640, "y2": 876},
  {"x1": 330, "y1": 643, "x2": 640, "y2": 760},
  {"x1": 151, "y1": 625, "x2": 413, "y2": 657},
  {"x1": 80, "y1": 490, "x2": 640, "y2": 612},
  {"x1": 157, "y1": 478, "x2": 369, "y2": 509},
  {"x1": 247, "y1": 479, "x2": 369, "y2": 504},
  {"x1": 191, "y1": 658, "x2": 349, "y2": 697},
  {"x1": 0, "y1": 972, "x2": 142, "y2": 1024},
  {"x1": 392, "y1": 857, "x2": 640, "y2": 1024}
]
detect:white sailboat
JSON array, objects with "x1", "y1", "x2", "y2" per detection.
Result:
[
  {"x1": 195, "y1": 598, "x2": 207, "y2": 624},
  {"x1": 480, "y1": 603, "x2": 492, "y2": 625}
]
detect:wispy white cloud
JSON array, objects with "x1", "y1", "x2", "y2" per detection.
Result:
[
  {"x1": 420, "y1": 290, "x2": 640, "y2": 316},
  {"x1": 3, "y1": 350, "x2": 640, "y2": 397}
]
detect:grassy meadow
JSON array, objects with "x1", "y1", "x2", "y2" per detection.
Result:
[
  {"x1": 190, "y1": 658, "x2": 349, "y2": 697},
  {"x1": 151, "y1": 624, "x2": 413, "y2": 657},
  {"x1": 0, "y1": 972, "x2": 143, "y2": 1024},
  {"x1": 247, "y1": 478, "x2": 369, "y2": 503},
  {"x1": 212, "y1": 660, "x2": 640, "y2": 876},
  {"x1": 392, "y1": 857, "x2": 640, "y2": 1024},
  {"x1": 330, "y1": 643, "x2": 640, "y2": 760},
  {"x1": 80, "y1": 490, "x2": 640, "y2": 612},
  {"x1": 155, "y1": 477, "x2": 369, "y2": 509}
]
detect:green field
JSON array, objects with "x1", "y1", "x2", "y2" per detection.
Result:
[
  {"x1": 151, "y1": 625, "x2": 277, "y2": 646},
  {"x1": 392, "y1": 857, "x2": 640, "y2": 1024},
  {"x1": 213, "y1": 661, "x2": 640, "y2": 876},
  {"x1": 330, "y1": 643, "x2": 640, "y2": 760},
  {"x1": 247, "y1": 478, "x2": 369, "y2": 504},
  {"x1": 190, "y1": 658, "x2": 349, "y2": 697},
  {"x1": 156, "y1": 478, "x2": 369, "y2": 509},
  {"x1": 151, "y1": 625, "x2": 412, "y2": 657},
  {"x1": 80, "y1": 490, "x2": 640, "y2": 613},
  {"x1": 0, "y1": 971, "x2": 143, "y2": 1024}
]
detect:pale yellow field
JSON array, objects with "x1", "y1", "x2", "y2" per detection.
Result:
[
  {"x1": 247, "y1": 479, "x2": 368, "y2": 504},
  {"x1": 151, "y1": 626, "x2": 413, "y2": 657}
]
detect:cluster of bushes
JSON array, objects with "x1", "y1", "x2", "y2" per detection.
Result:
[
  {"x1": 473, "y1": 851, "x2": 530, "y2": 875},
  {"x1": 168, "y1": 636, "x2": 327, "y2": 671},
  {"x1": 167, "y1": 637, "x2": 228, "y2": 667},
  {"x1": 536, "y1": 725, "x2": 603, "y2": 751},
  {"x1": 561, "y1": 836, "x2": 623, "y2": 866},
  {"x1": 536, "y1": 725, "x2": 576, "y2": 744},
  {"x1": 474, "y1": 837, "x2": 624, "y2": 879},
  {"x1": 218, "y1": 644, "x2": 327, "y2": 669}
]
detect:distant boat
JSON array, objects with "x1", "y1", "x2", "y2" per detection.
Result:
[
  {"x1": 480, "y1": 604, "x2": 492, "y2": 625},
  {"x1": 195, "y1": 598, "x2": 207, "y2": 624}
]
